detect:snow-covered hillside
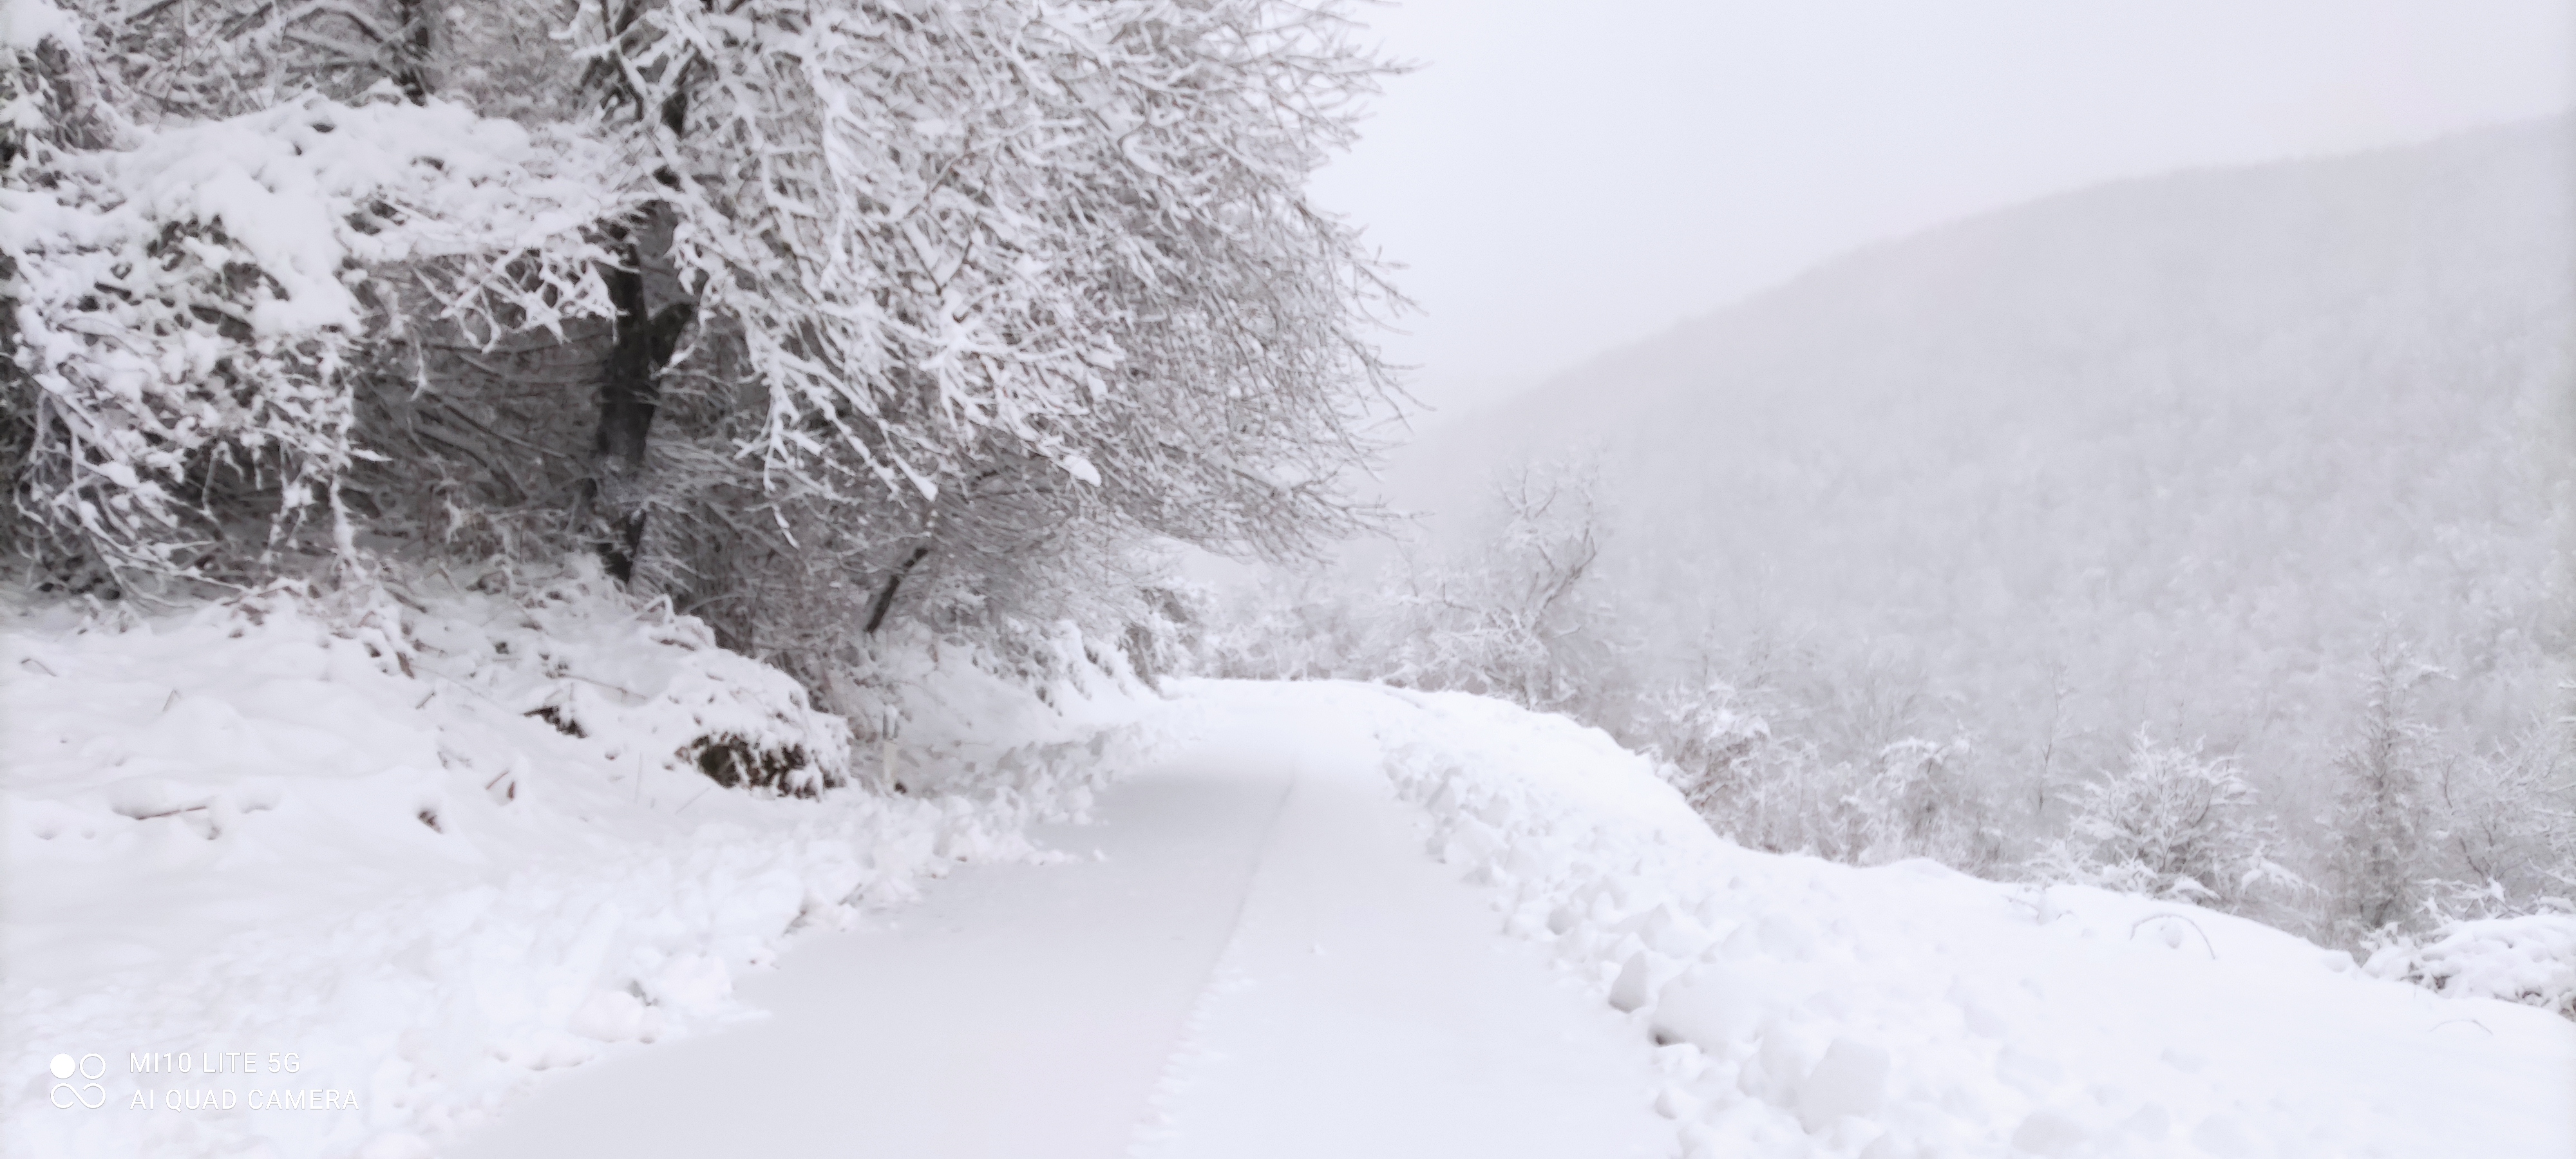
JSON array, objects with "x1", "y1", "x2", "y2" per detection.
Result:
[
  {"x1": 1374, "y1": 117, "x2": 2575, "y2": 834},
  {"x1": 8, "y1": 585, "x2": 2568, "y2": 1157}
]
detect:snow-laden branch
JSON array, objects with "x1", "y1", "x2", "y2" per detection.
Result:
[{"x1": 571, "y1": 0, "x2": 1403, "y2": 555}]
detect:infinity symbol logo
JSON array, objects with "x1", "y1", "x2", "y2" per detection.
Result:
[{"x1": 48, "y1": 1053, "x2": 107, "y2": 1109}]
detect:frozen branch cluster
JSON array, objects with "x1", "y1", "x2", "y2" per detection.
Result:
[
  {"x1": 3, "y1": 73, "x2": 626, "y2": 575},
  {"x1": 576, "y1": 0, "x2": 1392, "y2": 527}
]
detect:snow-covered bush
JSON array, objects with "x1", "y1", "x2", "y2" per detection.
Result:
[
  {"x1": 813, "y1": 611, "x2": 1160, "y2": 793},
  {"x1": 1199, "y1": 457, "x2": 1632, "y2": 711},
  {"x1": 1849, "y1": 731, "x2": 2002, "y2": 871},
  {"x1": 1196, "y1": 569, "x2": 1393, "y2": 683},
  {"x1": 2364, "y1": 912, "x2": 2576, "y2": 1020},
  {"x1": 1642, "y1": 677, "x2": 1818, "y2": 854},
  {"x1": 2031, "y1": 730, "x2": 2303, "y2": 914},
  {"x1": 2423, "y1": 720, "x2": 2576, "y2": 918},
  {"x1": 1117, "y1": 581, "x2": 1212, "y2": 689},
  {"x1": 1649, "y1": 679, "x2": 1783, "y2": 820},
  {"x1": 1642, "y1": 675, "x2": 2004, "y2": 869},
  {"x1": 1, "y1": 0, "x2": 113, "y2": 165}
]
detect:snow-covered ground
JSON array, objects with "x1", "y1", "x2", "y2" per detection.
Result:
[
  {"x1": 447, "y1": 691, "x2": 1672, "y2": 1159},
  {"x1": 1, "y1": 568, "x2": 1158, "y2": 1158},
  {"x1": 1351, "y1": 684, "x2": 2576, "y2": 1158},
  {"x1": 7, "y1": 590, "x2": 2570, "y2": 1158}
]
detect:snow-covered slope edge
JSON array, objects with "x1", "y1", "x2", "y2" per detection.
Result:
[
  {"x1": 1, "y1": 563, "x2": 1164, "y2": 1159},
  {"x1": 1309, "y1": 682, "x2": 2576, "y2": 1159}
]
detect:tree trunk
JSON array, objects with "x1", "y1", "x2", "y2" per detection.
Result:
[
  {"x1": 864, "y1": 546, "x2": 932, "y2": 634},
  {"x1": 389, "y1": 0, "x2": 438, "y2": 103},
  {"x1": 578, "y1": 62, "x2": 695, "y2": 583},
  {"x1": 588, "y1": 213, "x2": 692, "y2": 583}
]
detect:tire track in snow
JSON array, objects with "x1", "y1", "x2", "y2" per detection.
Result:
[
  {"x1": 449, "y1": 737, "x2": 1301, "y2": 1159},
  {"x1": 1126, "y1": 755, "x2": 1305, "y2": 1153},
  {"x1": 1126, "y1": 695, "x2": 1671, "y2": 1159}
]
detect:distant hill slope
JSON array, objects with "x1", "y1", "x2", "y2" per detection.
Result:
[{"x1": 1381, "y1": 117, "x2": 2575, "y2": 814}]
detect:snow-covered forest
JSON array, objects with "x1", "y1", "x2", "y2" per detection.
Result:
[
  {"x1": 1208, "y1": 118, "x2": 2576, "y2": 950},
  {"x1": 5, "y1": 1, "x2": 2571, "y2": 1156}
]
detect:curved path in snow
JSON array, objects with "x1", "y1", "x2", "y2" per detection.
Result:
[{"x1": 451, "y1": 702, "x2": 1670, "y2": 1158}]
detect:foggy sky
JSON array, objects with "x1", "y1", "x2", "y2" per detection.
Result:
[{"x1": 1312, "y1": 0, "x2": 2576, "y2": 427}]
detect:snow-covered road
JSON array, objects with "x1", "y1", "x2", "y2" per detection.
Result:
[{"x1": 450, "y1": 704, "x2": 1671, "y2": 1158}]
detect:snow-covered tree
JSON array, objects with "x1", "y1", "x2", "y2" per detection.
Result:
[
  {"x1": 3, "y1": 1, "x2": 624, "y2": 587},
  {"x1": 5, "y1": 0, "x2": 1404, "y2": 693},
  {"x1": 542, "y1": 1, "x2": 1399, "y2": 591},
  {"x1": 1385, "y1": 457, "x2": 1625, "y2": 713},
  {"x1": 2324, "y1": 648, "x2": 2445, "y2": 939}
]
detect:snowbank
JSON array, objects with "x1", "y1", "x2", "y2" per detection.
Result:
[
  {"x1": 2367, "y1": 914, "x2": 2576, "y2": 1020},
  {"x1": 1276, "y1": 681, "x2": 2576, "y2": 1159},
  {"x1": 1, "y1": 563, "x2": 1161, "y2": 1159}
]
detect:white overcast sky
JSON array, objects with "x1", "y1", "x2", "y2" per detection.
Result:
[{"x1": 1311, "y1": 0, "x2": 2576, "y2": 424}]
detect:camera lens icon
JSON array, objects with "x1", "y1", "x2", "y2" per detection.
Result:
[{"x1": 48, "y1": 1053, "x2": 106, "y2": 1109}]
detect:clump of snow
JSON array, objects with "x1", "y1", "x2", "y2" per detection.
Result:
[
  {"x1": 1, "y1": 0, "x2": 77, "y2": 50},
  {"x1": 0, "y1": 563, "x2": 1162, "y2": 1158},
  {"x1": 1338, "y1": 683, "x2": 2576, "y2": 1159},
  {"x1": 2367, "y1": 914, "x2": 2576, "y2": 1019}
]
